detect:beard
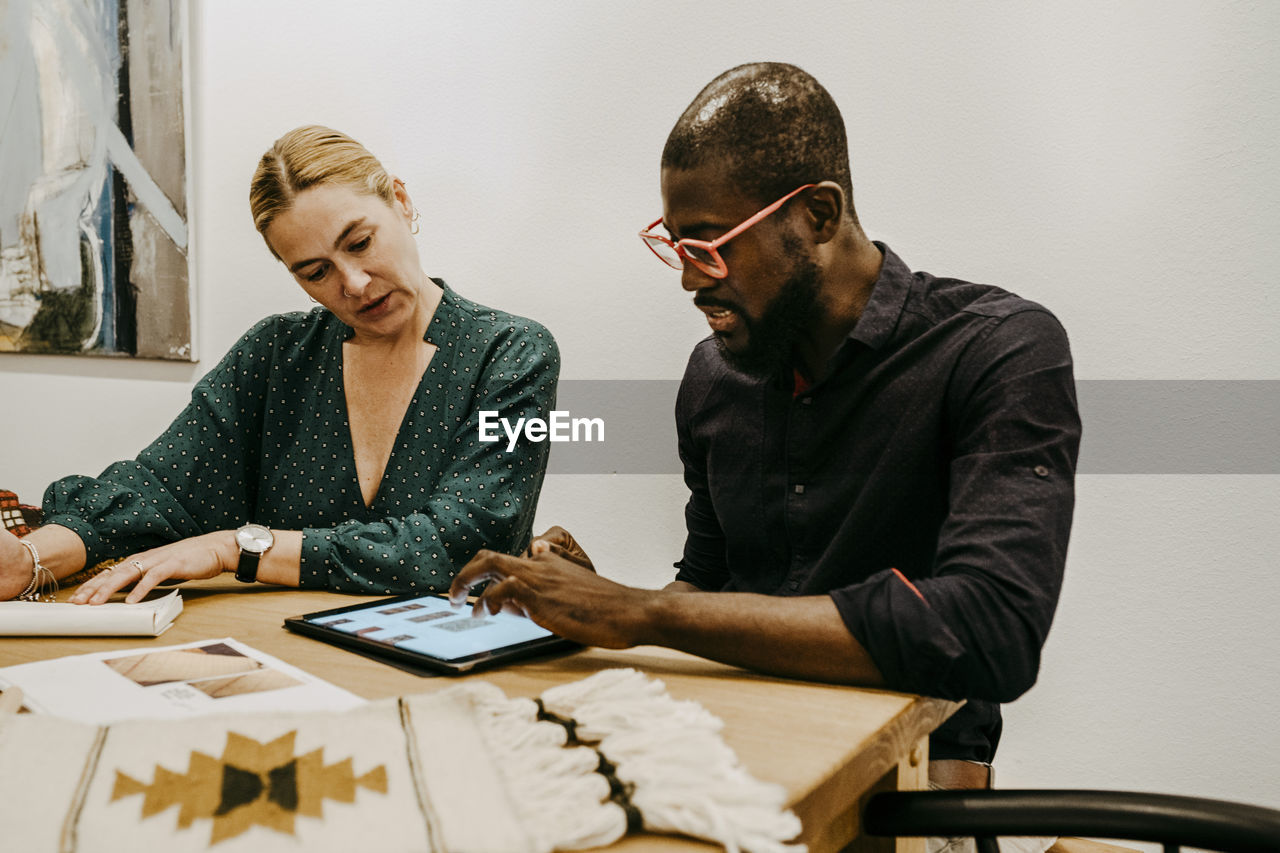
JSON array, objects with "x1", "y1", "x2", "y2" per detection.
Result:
[{"x1": 714, "y1": 241, "x2": 823, "y2": 378}]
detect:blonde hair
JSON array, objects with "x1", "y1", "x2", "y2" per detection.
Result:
[{"x1": 250, "y1": 125, "x2": 396, "y2": 241}]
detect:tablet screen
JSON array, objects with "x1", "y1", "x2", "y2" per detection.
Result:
[{"x1": 300, "y1": 595, "x2": 553, "y2": 662}]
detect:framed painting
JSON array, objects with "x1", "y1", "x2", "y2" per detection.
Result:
[{"x1": 0, "y1": 0, "x2": 193, "y2": 360}]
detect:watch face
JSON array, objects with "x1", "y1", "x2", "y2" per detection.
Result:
[{"x1": 236, "y1": 524, "x2": 274, "y2": 554}]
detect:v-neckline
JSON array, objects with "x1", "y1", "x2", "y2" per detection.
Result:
[{"x1": 332, "y1": 283, "x2": 456, "y2": 511}]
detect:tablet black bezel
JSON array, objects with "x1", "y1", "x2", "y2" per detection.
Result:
[{"x1": 283, "y1": 592, "x2": 578, "y2": 675}]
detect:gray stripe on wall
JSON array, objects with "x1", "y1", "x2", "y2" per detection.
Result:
[
  {"x1": 539, "y1": 380, "x2": 1279, "y2": 475},
  {"x1": 1074, "y1": 380, "x2": 1278, "y2": 474}
]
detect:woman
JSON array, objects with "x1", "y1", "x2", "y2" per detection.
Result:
[{"x1": 0, "y1": 126, "x2": 558, "y2": 604}]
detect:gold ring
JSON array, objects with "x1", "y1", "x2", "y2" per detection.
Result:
[{"x1": 130, "y1": 560, "x2": 145, "y2": 576}]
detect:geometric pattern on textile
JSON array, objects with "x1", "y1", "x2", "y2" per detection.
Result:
[{"x1": 111, "y1": 730, "x2": 388, "y2": 845}]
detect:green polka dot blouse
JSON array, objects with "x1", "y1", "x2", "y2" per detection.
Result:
[{"x1": 42, "y1": 281, "x2": 560, "y2": 594}]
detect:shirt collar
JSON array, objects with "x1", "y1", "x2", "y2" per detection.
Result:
[
  {"x1": 335, "y1": 277, "x2": 458, "y2": 348},
  {"x1": 425, "y1": 277, "x2": 457, "y2": 351},
  {"x1": 848, "y1": 241, "x2": 913, "y2": 351}
]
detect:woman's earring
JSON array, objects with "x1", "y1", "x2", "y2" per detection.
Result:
[
  {"x1": 308, "y1": 296, "x2": 318, "y2": 303},
  {"x1": 410, "y1": 207, "x2": 421, "y2": 235}
]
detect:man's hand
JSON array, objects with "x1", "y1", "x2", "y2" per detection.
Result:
[
  {"x1": 450, "y1": 532, "x2": 650, "y2": 648},
  {"x1": 68, "y1": 531, "x2": 239, "y2": 605},
  {"x1": 451, "y1": 526, "x2": 886, "y2": 686},
  {"x1": 523, "y1": 525, "x2": 595, "y2": 571}
]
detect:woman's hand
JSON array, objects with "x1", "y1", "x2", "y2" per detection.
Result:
[
  {"x1": 1, "y1": 529, "x2": 35, "y2": 601},
  {"x1": 68, "y1": 531, "x2": 239, "y2": 605}
]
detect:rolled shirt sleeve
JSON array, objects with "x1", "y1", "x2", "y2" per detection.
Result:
[{"x1": 832, "y1": 308, "x2": 1080, "y2": 703}]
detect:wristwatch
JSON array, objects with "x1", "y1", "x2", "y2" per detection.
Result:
[{"x1": 234, "y1": 523, "x2": 274, "y2": 583}]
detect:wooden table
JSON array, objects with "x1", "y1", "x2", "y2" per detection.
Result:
[{"x1": 1, "y1": 579, "x2": 959, "y2": 852}]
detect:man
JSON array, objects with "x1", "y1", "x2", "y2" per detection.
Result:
[{"x1": 451, "y1": 62, "x2": 1081, "y2": 790}]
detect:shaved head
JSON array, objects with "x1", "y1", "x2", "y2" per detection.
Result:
[{"x1": 662, "y1": 63, "x2": 857, "y2": 223}]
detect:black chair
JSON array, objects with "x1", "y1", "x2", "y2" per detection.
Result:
[{"x1": 862, "y1": 789, "x2": 1280, "y2": 853}]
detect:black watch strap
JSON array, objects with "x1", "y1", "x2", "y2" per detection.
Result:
[{"x1": 235, "y1": 551, "x2": 262, "y2": 583}]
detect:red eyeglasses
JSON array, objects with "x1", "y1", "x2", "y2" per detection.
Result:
[{"x1": 639, "y1": 184, "x2": 815, "y2": 279}]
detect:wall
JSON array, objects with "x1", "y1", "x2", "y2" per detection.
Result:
[{"x1": 2, "y1": 0, "x2": 1277, "y2": 816}]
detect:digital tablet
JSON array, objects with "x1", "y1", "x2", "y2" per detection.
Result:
[{"x1": 283, "y1": 593, "x2": 578, "y2": 675}]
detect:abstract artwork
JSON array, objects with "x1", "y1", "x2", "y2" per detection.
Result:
[{"x1": 0, "y1": 0, "x2": 192, "y2": 360}]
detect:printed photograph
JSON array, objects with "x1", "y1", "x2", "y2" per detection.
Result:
[
  {"x1": 187, "y1": 669, "x2": 302, "y2": 699},
  {"x1": 103, "y1": 641, "x2": 300, "y2": 699},
  {"x1": 103, "y1": 642, "x2": 261, "y2": 687}
]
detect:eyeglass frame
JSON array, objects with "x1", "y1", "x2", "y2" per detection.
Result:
[{"x1": 639, "y1": 183, "x2": 816, "y2": 279}]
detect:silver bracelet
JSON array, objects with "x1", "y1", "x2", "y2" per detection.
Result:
[{"x1": 17, "y1": 539, "x2": 57, "y2": 602}]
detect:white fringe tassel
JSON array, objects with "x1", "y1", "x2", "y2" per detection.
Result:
[
  {"x1": 541, "y1": 668, "x2": 806, "y2": 853},
  {"x1": 452, "y1": 670, "x2": 805, "y2": 853},
  {"x1": 457, "y1": 681, "x2": 629, "y2": 853}
]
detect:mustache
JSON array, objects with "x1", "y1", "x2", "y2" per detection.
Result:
[{"x1": 693, "y1": 296, "x2": 741, "y2": 312}]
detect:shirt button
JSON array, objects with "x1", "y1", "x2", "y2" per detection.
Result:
[
  {"x1": 1034, "y1": 465, "x2": 1050, "y2": 477},
  {"x1": 788, "y1": 579, "x2": 800, "y2": 591},
  {"x1": 794, "y1": 484, "x2": 805, "y2": 494}
]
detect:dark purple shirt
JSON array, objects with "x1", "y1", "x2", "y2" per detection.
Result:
[{"x1": 673, "y1": 243, "x2": 1081, "y2": 761}]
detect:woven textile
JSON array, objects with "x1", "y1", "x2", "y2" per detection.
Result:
[
  {"x1": 0, "y1": 489, "x2": 41, "y2": 536},
  {"x1": 0, "y1": 668, "x2": 803, "y2": 853}
]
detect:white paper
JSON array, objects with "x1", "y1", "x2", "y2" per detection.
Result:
[
  {"x1": 0, "y1": 589, "x2": 183, "y2": 636},
  {"x1": 0, "y1": 637, "x2": 365, "y2": 723}
]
